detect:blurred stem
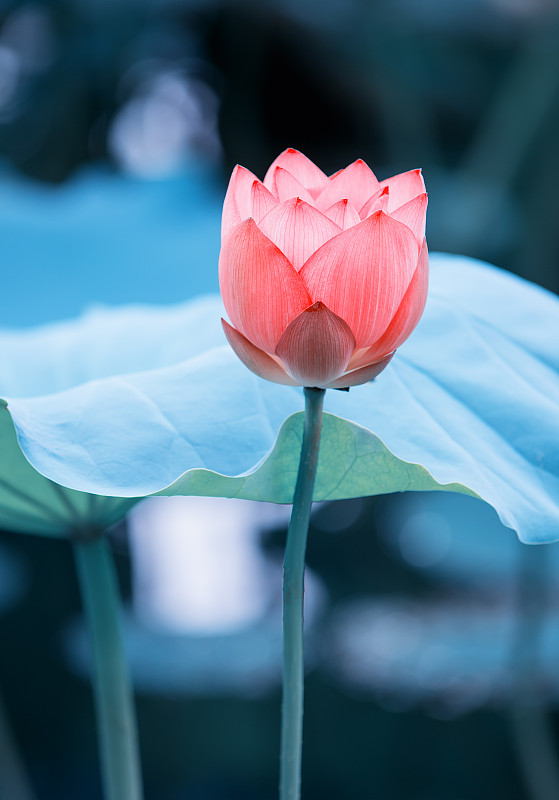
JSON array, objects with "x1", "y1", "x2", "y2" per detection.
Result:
[
  {"x1": 0, "y1": 690, "x2": 36, "y2": 800},
  {"x1": 280, "y1": 387, "x2": 325, "y2": 800},
  {"x1": 509, "y1": 544, "x2": 559, "y2": 800},
  {"x1": 73, "y1": 534, "x2": 143, "y2": 800}
]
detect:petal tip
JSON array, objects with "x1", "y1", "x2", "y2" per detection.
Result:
[{"x1": 370, "y1": 208, "x2": 388, "y2": 220}]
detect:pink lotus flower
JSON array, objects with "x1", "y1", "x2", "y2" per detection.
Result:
[{"x1": 219, "y1": 148, "x2": 428, "y2": 389}]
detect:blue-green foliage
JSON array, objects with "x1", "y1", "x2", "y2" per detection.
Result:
[{"x1": 1, "y1": 254, "x2": 558, "y2": 543}]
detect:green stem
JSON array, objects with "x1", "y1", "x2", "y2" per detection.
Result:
[
  {"x1": 73, "y1": 535, "x2": 143, "y2": 800},
  {"x1": 280, "y1": 387, "x2": 325, "y2": 800}
]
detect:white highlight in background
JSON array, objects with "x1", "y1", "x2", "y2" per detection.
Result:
[{"x1": 128, "y1": 496, "x2": 290, "y2": 634}]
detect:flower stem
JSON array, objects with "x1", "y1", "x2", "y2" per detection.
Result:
[
  {"x1": 73, "y1": 534, "x2": 143, "y2": 800},
  {"x1": 280, "y1": 387, "x2": 325, "y2": 800}
]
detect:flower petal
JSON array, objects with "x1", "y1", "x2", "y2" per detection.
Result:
[
  {"x1": 359, "y1": 186, "x2": 390, "y2": 219},
  {"x1": 323, "y1": 199, "x2": 361, "y2": 230},
  {"x1": 264, "y1": 167, "x2": 315, "y2": 204},
  {"x1": 300, "y1": 210, "x2": 418, "y2": 348},
  {"x1": 327, "y1": 352, "x2": 394, "y2": 389},
  {"x1": 380, "y1": 169, "x2": 425, "y2": 212},
  {"x1": 250, "y1": 181, "x2": 278, "y2": 223},
  {"x1": 221, "y1": 165, "x2": 262, "y2": 237},
  {"x1": 263, "y1": 148, "x2": 328, "y2": 198},
  {"x1": 222, "y1": 320, "x2": 297, "y2": 385},
  {"x1": 390, "y1": 192, "x2": 428, "y2": 246},
  {"x1": 219, "y1": 219, "x2": 311, "y2": 352},
  {"x1": 258, "y1": 198, "x2": 341, "y2": 271},
  {"x1": 349, "y1": 238, "x2": 429, "y2": 366},
  {"x1": 275, "y1": 302, "x2": 356, "y2": 387},
  {"x1": 315, "y1": 159, "x2": 380, "y2": 212}
]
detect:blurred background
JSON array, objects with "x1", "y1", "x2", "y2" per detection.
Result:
[{"x1": 1, "y1": 0, "x2": 559, "y2": 798}]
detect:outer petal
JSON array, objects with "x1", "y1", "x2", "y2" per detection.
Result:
[
  {"x1": 222, "y1": 319, "x2": 297, "y2": 386},
  {"x1": 323, "y1": 199, "x2": 361, "y2": 230},
  {"x1": 315, "y1": 159, "x2": 380, "y2": 213},
  {"x1": 258, "y1": 198, "x2": 341, "y2": 271},
  {"x1": 300, "y1": 210, "x2": 418, "y2": 348},
  {"x1": 265, "y1": 167, "x2": 315, "y2": 204},
  {"x1": 380, "y1": 169, "x2": 425, "y2": 213},
  {"x1": 349, "y1": 238, "x2": 429, "y2": 366},
  {"x1": 327, "y1": 352, "x2": 394, "y2": 389},
  {"x1": 390, "y1": 192, "x2": 428, "y2": 246},
  {"x1": 219, "y1": 219, "x2": 311, "y2": 353},
  {"x1": 263, "y1": 148, "x2": 328, "y2": 197},
  {"x1": 221, "y1": 165, "x2": 262, "y2": 237},
  {"x1": 275, "y1": 302, "x2": 356, "y2": 387}
]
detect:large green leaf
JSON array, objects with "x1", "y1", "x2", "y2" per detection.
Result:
[
  {"x1": 0, "y1": 399, "x2": 133, "y2": 536},
  {"x1": 2, "y1": 254, "x2": 559, "y2": 543}
]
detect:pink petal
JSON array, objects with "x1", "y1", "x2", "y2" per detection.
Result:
[
  {"x1": 265, "y1": 166, "x2": 315, "y2": 204},
  {"x1": 315, "y1": 159, "x2": 380, "y2": 213},
  {"x1": 390, "y1": 192, "x2": 427, "y2": 246},
  {"x1": 349, "y1": 238, "x2": 429, "y2": 365},
  {"x1": 327, "y1": 353, "x2": 394, "y2": 389},
  {"x1": 258, "y1": 198, "x2": 341, "y2": 272},
  {"x1": 300, "y1": 210, "x2": 418, "y2": 348},
  {"x1": 222, "y1": 320, "x2": 297, "y2": 386},
  {"x1": 222, "y1": 165, "x2": 262, "y2": 237},
  {"x1": 263, "y1": 148, "x2": 328, "y2": 197},
  {"x1": 275, "y1": 302, "x2": 356, "y2": 387},
  {"x1": 359, "y1": 186, "x2": 390, "y2": 219},
  {"x1": 379, "y1": 169, "x2": 425, "y2": 213},
  {"x1": 323, "y1": 199, "x2": 361, "y2": 230},
  {"x1": 219, "y1": 218, "x2": 311, "y2": 353},
  {"x1": 250, "y1": 181, "x2": 279, "y2": 223}
]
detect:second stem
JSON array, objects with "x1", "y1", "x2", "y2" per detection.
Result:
[{"x1": 73, "y1": 535, "x2": 143, "y2": 800}]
